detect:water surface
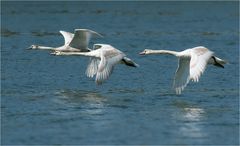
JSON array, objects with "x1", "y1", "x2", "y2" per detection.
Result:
[{"x1": 1, "y1": 1, "x2": 239, "y2": 145}]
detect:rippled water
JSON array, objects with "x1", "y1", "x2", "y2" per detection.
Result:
[{"x1": 1, "y1": 1, "x2": 239, "y2": 145}]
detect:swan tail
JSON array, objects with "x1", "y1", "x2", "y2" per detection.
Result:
[
  {"x1": 212, "y1": 56, "x2": 226, "y2": 68},
  {"x1": 122, "y1": 57, "x2": 139, "y2": 67}
]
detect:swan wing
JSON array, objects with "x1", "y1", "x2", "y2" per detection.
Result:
[
  {"x1": 174, "y1": 58, "x2": 190, "y2": 94},
  {"x1": 69, "y1": 29, "x2": 102, "y2": 51},
  {"x1": 189, "y1": 47, "x2": 214, "y2": 82},
  {"x1": 85, "y1": 57, "x2": 100, "y2": 78},
  {"x1": 95, "y1": 49, "x2": 124, "y2": 84},
  {"x1": 59, "y1": 31, "x2": 74, "y2": 45}
]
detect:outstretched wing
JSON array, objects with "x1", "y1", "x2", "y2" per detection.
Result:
[
  {"x1": 95, "y1": 49, "x2": 124, "y2": 84},
  {"x1": 59, "y1": 30, "x2": 74, "y2": 45},
  {"x1": 189, "y1": 47, "x2": 213, "y2": 82},
  {"x1": 174, "y1": 58, "x2": 190, "y2": 94},
  {"x1": 69, "y1": 29, "x2": 102, "y2": 51},
  {"x1": 85, "y1": 57, "x2": 100, "y2": 78}
]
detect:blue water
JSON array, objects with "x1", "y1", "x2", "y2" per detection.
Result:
[{"x1": 1, "y1": 1, "x2": 239, "y2": 145}]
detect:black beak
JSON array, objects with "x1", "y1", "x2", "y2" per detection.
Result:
[{"x1": 139, "y1": 51, "x2": 145, "y2": 55}]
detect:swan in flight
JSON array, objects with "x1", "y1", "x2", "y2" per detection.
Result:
[
  {"x1": 139, "y1": 46, "x2": 226, "y2": 94},
  {"x1": 51, "y1": 44, "x2": 139, "y2": 84},
  {"x1": 28, "y1": 29, "x2": 103, "y2": 52}
]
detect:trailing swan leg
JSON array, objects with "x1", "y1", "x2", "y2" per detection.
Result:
[
  {"x1": 211, "y1": 56, "x2": 226, "y2": 68},
  {"x1": 122, "y1": 57, "x2": 139, "y2": 67}
]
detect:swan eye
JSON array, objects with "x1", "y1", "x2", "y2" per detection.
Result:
[{"x1": 32, "y1": 45, "x2": 38, "y2": 48}]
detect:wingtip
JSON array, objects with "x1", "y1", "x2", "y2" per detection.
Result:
[
  {"x1": 97, "y1": 33, "x2": 104, "y2": 38},
  {"x1": 90, "y1": 30, "x2": 104, "y2": 38},
  {"x1": 74, "y1": 29, "x2": 103, "y2": 38},
  {"x1": 175, "y1": 88, "x2": 182, "y2": 95},
  {"x1": 135, "y1": 63, "x2": 140, "y2": 68},
  {"x1": 74, "y1": 28, "x2": 86, "y2": 31},
  {"x1": 59, "y1": 30, "x2": 65, "y2": 34}
]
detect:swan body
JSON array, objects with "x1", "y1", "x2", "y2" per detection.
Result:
[
  {"x1": 52, "y1": 44, "x2": 139, "y2": 84},
  {"x1": 139, "y1": 46, "x2": 226, "y2": 94},
  {"x1": 28, "y1": 29, "x2": 102, "y2": 52}
]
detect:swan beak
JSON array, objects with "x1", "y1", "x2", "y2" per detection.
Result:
[
  {"x1": 27, "y1": 47, "x2": 33, "y2": 50},
  {"x1": 139, "y1": 51, "x2": 145, "y2": 55}
]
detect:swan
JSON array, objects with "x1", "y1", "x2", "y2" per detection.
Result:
[
  {"x1": 51, "y1": 44, "x2": 139, "y2": 84},
  {"x1": 28, "y1": 29, "x2": 103, "y2": 52},
  {"x1": 139, "y1": 46, "x2": 226, "y2": 94}
]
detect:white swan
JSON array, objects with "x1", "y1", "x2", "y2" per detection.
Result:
[
  {"x1": 139, "y1": 46, "x2": 226, "y2": 94},
  {"x1": 51, "y1": 44, "x2": 139, "y2": 84},
  {"x1": 28, "y1": 29, "x2": 102, "y2": 52}
]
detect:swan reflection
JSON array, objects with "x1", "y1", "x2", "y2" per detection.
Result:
[
  {"x1": 53, "y1": 89, "x2": 107, "y2": 116},
  {"x1": 183, "y1": 107, "x2": 205, "y2": 122},
  {"x1": 179, "y1": 107, "x2": 207, "y2": 138},
  {"x1": 173, "y1": 100, "x2": 207, "y2": 139}
]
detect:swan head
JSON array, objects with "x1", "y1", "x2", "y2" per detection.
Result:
[
  {"x1": 28, "y1": 45, "x2": 39, "y2": 50},
  {"x1": 139, "y1": 49, "x2": 152, "y2": 55}
]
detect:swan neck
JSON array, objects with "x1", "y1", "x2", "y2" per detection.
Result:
[
  {"x1": 149, "y1": 50, "x2": 178, "y2": 56},
  {"x1": 38, "y1": 46, "x2": 54, "y2": 50},
  {"x1": 59, "y1": 52, "x2": 95, "y2": 57},
  {"x1": 61, "y1": 52, "x2": 86, "y2": 56}
]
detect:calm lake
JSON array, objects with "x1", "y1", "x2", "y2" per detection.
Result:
[{"x1": 1, "y1": 1, "x2": 239, "y2": 145}]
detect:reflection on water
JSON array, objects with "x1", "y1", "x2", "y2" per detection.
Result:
[
  {"x1": 172, "y1": 100, "x2": 207, "y2": 140},
  {"x1": 49, "y1": 90, "x2": 113, "y2": 133},
  {"x1": 183, "y1": 107, "x2": 205, "y2": 122},
  {"x1": 2, "y1": 1, "x2": 238, "y2": 144},
  {"x1": 180, "y1": 107, "x2": 207, "y2": 139},
  {"x1": 52, "y1": 89, "x2": 108, "y2": 116},
  {"x1": 56, "y1": 89, "x2": 107, "y2": 104},
  {"x1": 1, "y1": 28, "x2": 20, "y2": 37}
]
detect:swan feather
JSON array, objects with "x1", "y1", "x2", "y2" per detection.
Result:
[
  {"x1": 69, "y1": 29, "x2": 101, "y2": 51},
  {"x1": 174, "y1": 58, "x2": 190, "y2": 94},
  {"x1": 59, "y1": 30, "x2": 74, "y2": 45},
  {"x1": 86, "y1": 57, "x2": 99, "y2": 78},
  {"x1": 95, "y1": 48, "x2": 125, "y2": 84},
  {"x1": 189, "y1": 47, "x2": 213, "y2": 82}
]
